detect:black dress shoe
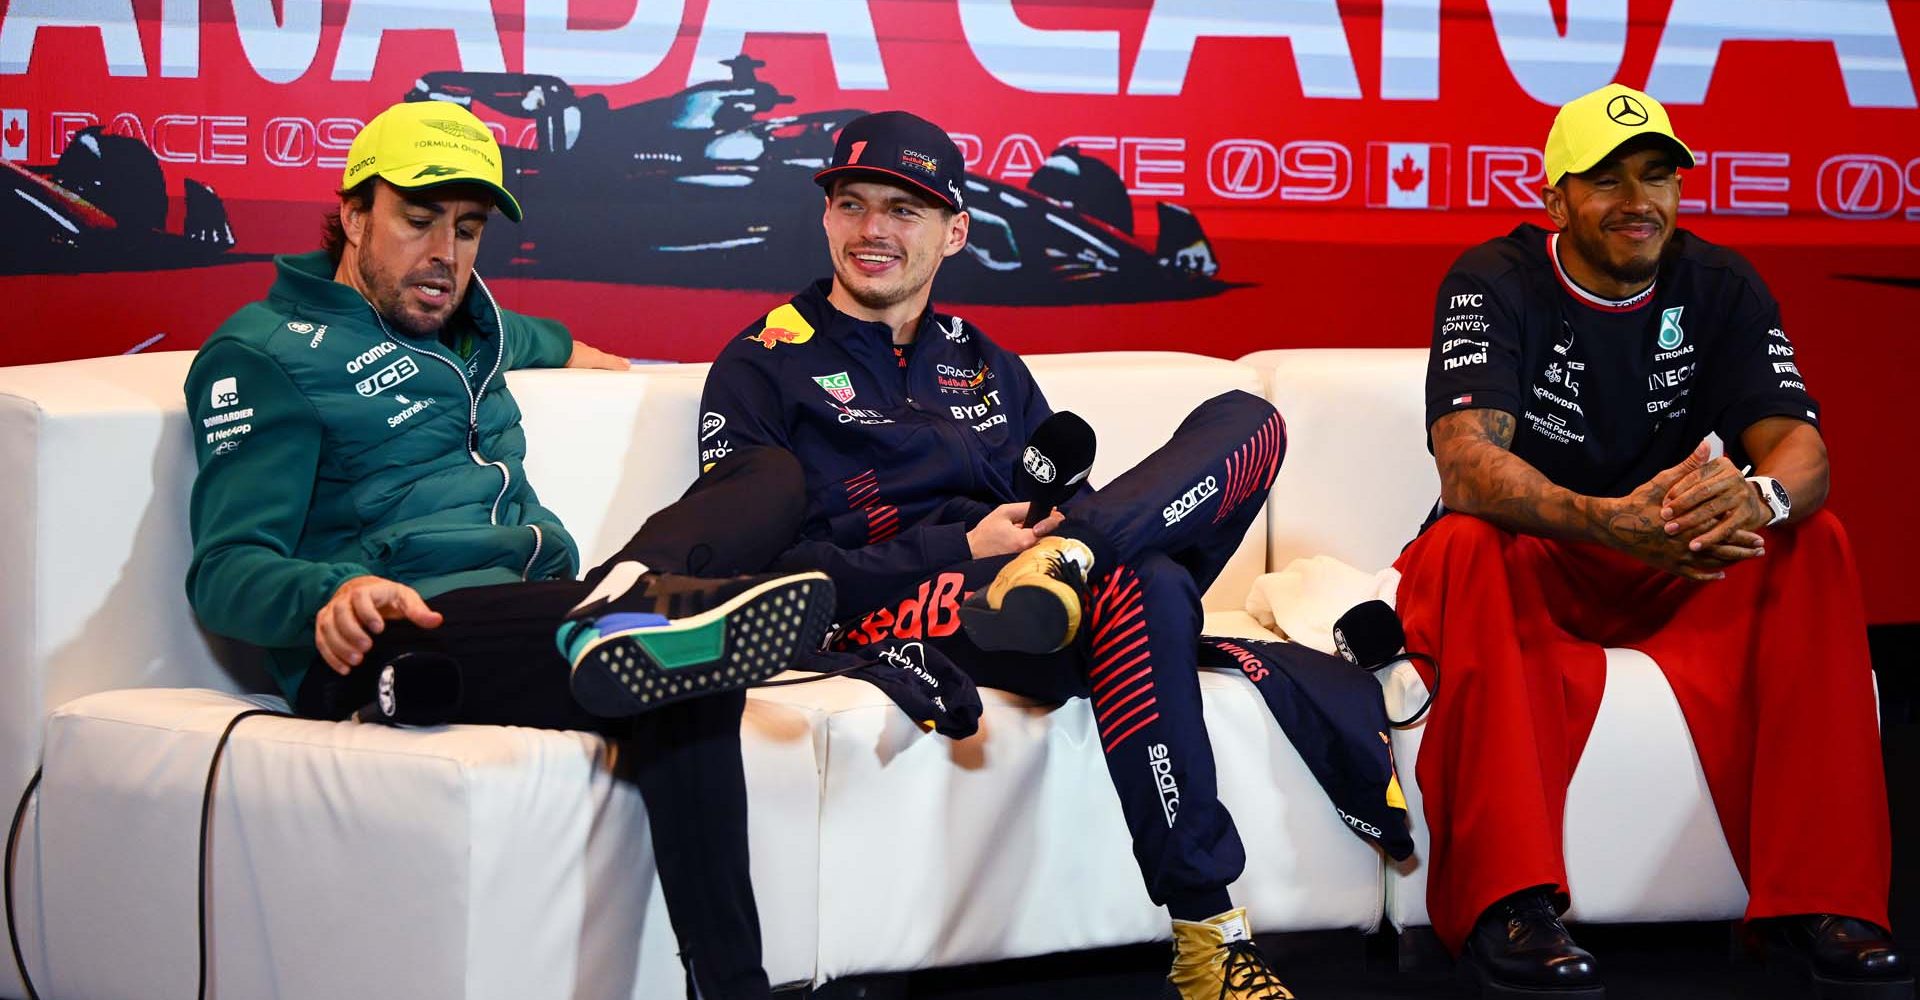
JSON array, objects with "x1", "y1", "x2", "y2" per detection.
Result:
[
  {"x1": 1460, "y1": 888, "x2": 1604, "y2": 998},
  {"x1": 1753, "y1": 915, "x2": 1914, "y2": 999}
]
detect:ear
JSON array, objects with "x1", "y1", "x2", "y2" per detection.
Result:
[
  {"x1": 341, "y1": 192, "x2": 370, "y2": 249},
  {"x1": 941, "y1": 210, "x2": 970, "y2": 259},
  {"x1": 1541, "y1": 182, "x2": 1570, "y2": 231}
]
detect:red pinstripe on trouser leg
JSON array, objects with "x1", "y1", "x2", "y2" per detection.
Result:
[
  {"x1": 1213, "y1": 409, "x2": 1286, "y2": 524},
  {"x1": 1088, "y1": 565, "x2": 1159, "y2": 753}
]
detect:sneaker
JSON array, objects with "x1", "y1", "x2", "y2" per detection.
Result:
[
  {"x1": 958, "y1": 536, "x2": 1093, "y2": 654},
  {"x1": 1168, "y1": 907, "x2": 1296, "y2": 1000},
  {"x1": 556, "y1": 562, "x2": 835, "y2": 717}
]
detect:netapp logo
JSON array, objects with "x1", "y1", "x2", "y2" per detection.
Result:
[
  {"x1": 357, "y1": 356, "x2": 420, "y2": 397},
  {"x1": 1163, "y1": 475, "x2": 1217, "y2": 526},
  {"x1": 1148, "y1": 743, "x2": 1181, "y2": 828}
]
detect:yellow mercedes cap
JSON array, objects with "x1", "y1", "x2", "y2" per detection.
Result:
[
  {"x1": 341, "y1": 101, "x2": 523, "y2": 221},
  {"x1": 1544, "y1": 83, "x2": 1695, "y2": 185}
]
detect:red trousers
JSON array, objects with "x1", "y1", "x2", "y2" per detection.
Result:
[{"x1": 1393, "y1": 510, "x2": 1891, "y2": 953}]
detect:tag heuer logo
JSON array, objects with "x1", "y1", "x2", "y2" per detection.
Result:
[
  {"x1": 1658, "y1": 307, "x2": 1685, "y2": 350},
  {"x1": 813, "y1": 372, "x2": 857, "y2": 404}
]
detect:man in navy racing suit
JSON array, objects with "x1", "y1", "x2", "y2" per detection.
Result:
[{"x1": 698, "y1": 110, "x2": 1298, "y2": 1000}]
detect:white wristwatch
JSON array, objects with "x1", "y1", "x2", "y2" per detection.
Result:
[{"x1": 1748, "y1": 476, "x2": 1790, "y2": 526}]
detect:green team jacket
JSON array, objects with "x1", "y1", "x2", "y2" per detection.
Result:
[{"x1": 184, "y1": 251, "x2": 581, "y2": 701}]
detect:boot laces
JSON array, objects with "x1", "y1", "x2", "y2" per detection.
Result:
[
  {"x1": 1043, "y1": 549, "x2": 1088, "y2": 589},
  {"x1": 1219, "y1": 940, "x2": 1293, "y2": 999}
]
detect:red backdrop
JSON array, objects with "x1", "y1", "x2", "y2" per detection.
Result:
[{"x1": 3, "y1": 0, "x2": 1917, "y2": 621}]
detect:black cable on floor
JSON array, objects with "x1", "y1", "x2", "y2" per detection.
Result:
[
  {"x1": 199, "y1": 708, "x2": 289, "y2": 1000},
  {"x1": 6, "y1": 767, "x2": 43, "y2": 1000}
]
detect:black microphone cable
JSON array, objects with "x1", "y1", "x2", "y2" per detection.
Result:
[
  {"x1": 6, "y1": 767, "x2": 42, "y2": 1000},
  {"x1": 4, "y1": 703, "x2": 294, "y2": 1000}
]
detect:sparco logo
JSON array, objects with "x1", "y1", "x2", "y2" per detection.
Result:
[
  {"x1": 1163, "y1": 475, "x2": 1217, "y2": 526},
  {"x1": 345, "y1": 341, "x2": 397, "y2": 373},
  {"x1": 1022, "y1": 446, "x2": 1056, "y2": 484},
  {"x1": 1148, "y1": 743, "x2": 1181, "y2": 828},
  {"x1": 357, "y1": 355, "x2": 420, "y2": 397},
  {"x1": 1338, "y1": 808, "x2": 1382, "y2": 839}
]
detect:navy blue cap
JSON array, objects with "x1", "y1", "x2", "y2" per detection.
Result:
[{"x1": 814, "y1": 110, "x2": 966, "y2": 212}]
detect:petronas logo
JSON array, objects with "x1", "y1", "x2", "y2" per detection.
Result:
[{"x1": 1658, "y1": 307, "x2": 1685, "y2": 351}]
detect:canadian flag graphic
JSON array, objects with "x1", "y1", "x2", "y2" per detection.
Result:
[
  {"x1": 1, "y1": 110, "x2": 26, "y2": 161},
  {"x1": 1367, "y1": 142, "x2": 1450, "y2": 210}
]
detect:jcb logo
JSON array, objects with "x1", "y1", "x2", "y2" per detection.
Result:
[{"x1": 356, "y1": 356, "x2": 420, "y2": 397}]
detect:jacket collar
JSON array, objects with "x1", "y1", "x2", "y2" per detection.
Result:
[
  {"x1": 268, "y1": 251, "x2": 502, "y2": 341},
  {"x1": 796, "y1": 278, "x2": 940, "y2": 345}
]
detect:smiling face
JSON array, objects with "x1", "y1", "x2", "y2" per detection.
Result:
[
  {"x1": 335, "y1": 180, "x2": 491, "y2": 337},
  {"x1": 1543, "y1": 138, "x2": 1683, "y2": 297},
  {"x1": 822, "y1": 176, "x2": 968, "y2": 324}
]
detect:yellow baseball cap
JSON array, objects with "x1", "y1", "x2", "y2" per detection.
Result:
[
  {"x1": 1544, "y1": 83, "x2": 1695, "y2": 185},
  {"x1": 341, "y1": 101, "x2": 523, "y2": 221}
]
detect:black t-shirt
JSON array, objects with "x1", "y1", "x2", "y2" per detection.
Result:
[{"x1": 1425, "y1": 223, "x2": 1819, "y2": 500}]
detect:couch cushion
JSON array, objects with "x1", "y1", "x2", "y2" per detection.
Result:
[{"x1": 28, "y1": 687, "x2": 823, "y2": 999}]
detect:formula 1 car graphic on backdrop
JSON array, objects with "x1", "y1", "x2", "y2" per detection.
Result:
[
  {"x1": 1, "y1": 126, "x2": 235, "y2": 275},
  {"x1": 407, "y1": 56, "x2": 1224, "y2": 304}
]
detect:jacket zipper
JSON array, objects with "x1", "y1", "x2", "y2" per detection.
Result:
[{"x1": 371, "y1": 274, "x2": 513, "y2": 526}]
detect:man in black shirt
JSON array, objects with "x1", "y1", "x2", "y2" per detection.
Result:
[{"x1": 1399, "y1": 84, "x2": 1907, "y2": 999}]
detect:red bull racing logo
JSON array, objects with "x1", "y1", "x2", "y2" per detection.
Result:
[{"x1": 747, "y1": 303, "x2": 815, "y2": 349}]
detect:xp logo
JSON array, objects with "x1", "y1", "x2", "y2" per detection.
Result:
[
  {"x1": 411, "y1": 164, "x2": 462, "y2": 179},
  {"x1": 1022, "y1": 445, "x2": 1056, "y2": 484},
  {"x1": 356, "y1": 355, "x2": 421, "y2": 397},
  {"x1": 209, "y1": 376, "x2": 238, "y2": 408},
  {"x1": 1657, "y1": 307, "x2": 1685, "y2": 351},
  {"x1": 1606, "y1": 94, "x2": 1649, "y2": 126}
]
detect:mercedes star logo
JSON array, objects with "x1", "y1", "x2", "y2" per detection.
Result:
[{"x1": 1607, "y1": 94, "x2": 1649, "y2": 126}]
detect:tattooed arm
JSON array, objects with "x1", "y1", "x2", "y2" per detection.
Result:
[{"x1": 1430, "y1": 409, "x2": 1750, "y2": 581}]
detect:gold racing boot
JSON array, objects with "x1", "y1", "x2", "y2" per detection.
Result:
[
  {"x1": 1168, "y1": 907, "x2": 1297, "y2": 1000},
  {"x1": 959, "y1": 536, "x2": 1093, "y2": 654}
]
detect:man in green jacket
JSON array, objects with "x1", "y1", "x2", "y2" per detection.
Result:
[{"x1": 183, "y1": 100, "x2": 832, "y2": 999}]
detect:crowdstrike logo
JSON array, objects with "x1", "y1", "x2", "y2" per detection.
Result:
[
  {"x1": 1148, "y1": 743, "x2": 1181, "y2": 828},
  {"x1": 1163, "y1": 475, "x2": 1217, "y2": 526}
]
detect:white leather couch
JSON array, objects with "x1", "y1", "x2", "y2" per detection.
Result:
[{"x1": 0, "y1": 347, "x2": 1750, "y2": 1000}]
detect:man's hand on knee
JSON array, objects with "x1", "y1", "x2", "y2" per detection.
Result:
[{"x1": 315, "y1": 575, "x2": 444, "y2": 675}]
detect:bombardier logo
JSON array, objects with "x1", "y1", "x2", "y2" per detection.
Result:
[
  {"x1": 356, "y1": 355, "x2": 420, "y2": 397},
  {"x1": 1163, "y1": 475, "x2": 1217, "y2": 526}
]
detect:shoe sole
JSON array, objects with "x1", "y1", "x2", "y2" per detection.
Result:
[
  {"x1": 1459, "y1": 957, "x2": 1605, "y2": 999},
  {"x1": 959, "y1": 587, "x2": 1076, "y2": 654},
  {"x1": 566, "y1": 572, "x2": 834, "y2": 717}
]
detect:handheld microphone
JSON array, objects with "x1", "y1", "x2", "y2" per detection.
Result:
[
  {"x1": 354, "y1": 652, "x2": 463, "y2": 726},
  {"x1": 1331, "y1": 600, "x2": 1405, "y2": 669},
  {"x1": 1332, "y1": 600, "x2": 1439, "y2": 727},
  {"x1": 1016, "y1": 411, "x2": 1096, "y2": 527}
]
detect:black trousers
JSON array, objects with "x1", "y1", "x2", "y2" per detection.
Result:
[{"x1": 295, "y1": 447, "x2": 807, "y2": 1000}]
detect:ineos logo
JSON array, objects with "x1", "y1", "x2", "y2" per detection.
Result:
[{"x1": 1606, "y1": 94, "x2": 1649, "y2": 126}]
